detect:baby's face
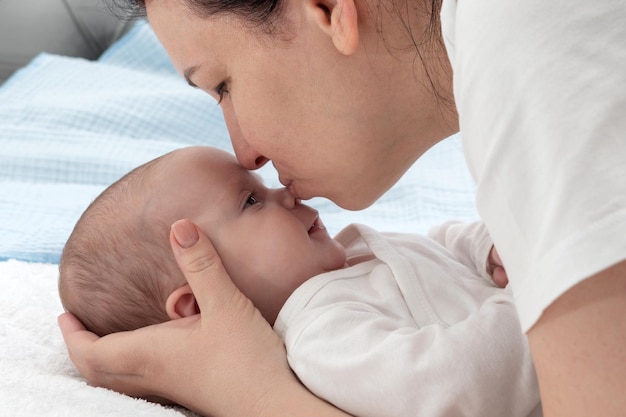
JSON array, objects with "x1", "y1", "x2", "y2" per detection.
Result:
[{"x1": 150, "y1": 147, "x2": 346, "y2": 324}]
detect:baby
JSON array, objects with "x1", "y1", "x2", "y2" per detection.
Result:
[{"x1": 59, "y1": 146, "x2": 541, "y2": 417}]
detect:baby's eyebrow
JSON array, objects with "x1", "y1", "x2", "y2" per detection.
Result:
[{"x1": 183, "y1": 66, "x2": 199, "y2": 88}]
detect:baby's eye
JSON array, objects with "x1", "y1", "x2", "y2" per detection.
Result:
[{"x1": 244, "y1": 194, "x2": 258, "y2": 208}]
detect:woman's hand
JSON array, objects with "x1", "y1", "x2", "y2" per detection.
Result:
[
  {"x1": 59, "y1": 219, "x2": 349, "y2": 417},
  {"x1": 487, "y1": 246, "x2": 509, "y2": 288}
]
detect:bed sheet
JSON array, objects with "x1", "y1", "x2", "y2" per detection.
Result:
[{"x1": 0, "y1": 21, "x2": 479, "y2": 416}]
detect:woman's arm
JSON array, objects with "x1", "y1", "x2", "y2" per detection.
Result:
[
  {"x1": 441, "y1": 1, "x2": 626, "y2": 414},
  {"x1": 59, "y1": 219, "x2": 352, "y2": 417},
  {"x1": 526, "y1": 261, "x2": 626, "y2": 417}
]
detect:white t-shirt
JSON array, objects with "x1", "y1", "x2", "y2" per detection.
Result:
[
  {"x1": 441, "y1": 0, "x2": 626, "y2": 331},
  {"x1": 275, "y1": 223, "x2": 541, "y2": 417}
]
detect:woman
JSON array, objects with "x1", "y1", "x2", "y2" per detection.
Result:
[{"x1": 58, "y1": 0, "x2": 626, "y2": 416}]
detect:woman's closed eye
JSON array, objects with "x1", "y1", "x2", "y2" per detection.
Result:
[{"x1": 215, "y1": 81, "x2": 229, "y2": 104}]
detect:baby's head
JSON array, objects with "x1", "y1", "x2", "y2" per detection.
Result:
[
  {"x1": 59, "y1": 146, "x2": 346, "y2": 336},
  {"x1": 58, "y1": 152, "x2": 190, "y2": 336}
]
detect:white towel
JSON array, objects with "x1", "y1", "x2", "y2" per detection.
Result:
[{"x1": 0, "y1": 259, "x2": 199, "y2": 417}]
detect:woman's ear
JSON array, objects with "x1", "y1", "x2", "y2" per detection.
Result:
[
  {"x1": 165, "y1": 285, "x2": 200, "y2": 319},
  {"x1": 306, "y1": 0, "x2": 359, "y2": 55}
]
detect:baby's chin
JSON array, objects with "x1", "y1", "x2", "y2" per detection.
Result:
[{"x1": 325, "y1": 246, "x2": 348, "y2": 272}]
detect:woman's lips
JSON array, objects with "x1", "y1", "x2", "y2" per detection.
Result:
[
  {"x1": 279, "y1": 175, "x2": 292, "y2": 190},
  {"x1": 280, "y1": 177, "x2": 304, "y2": 201}
]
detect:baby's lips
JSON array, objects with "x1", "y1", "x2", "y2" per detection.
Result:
[{"x1": 308, "y1": 215, "x2": 327, "y2": 234}]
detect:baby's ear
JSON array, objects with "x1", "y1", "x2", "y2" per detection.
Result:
[{"x1": 165, "y1": 284, "x2": 200, "y2": 319}]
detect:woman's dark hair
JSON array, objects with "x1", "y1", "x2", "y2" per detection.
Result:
[
  {"x1": 108, "y1": 0, "x2": 449, "y2": 105},
  {"x1": 107, "y1": 0, "x2": 284, "y2": 33},
  {"x1": 108, "y1": 0, "x2": 442, "y2": 40}
]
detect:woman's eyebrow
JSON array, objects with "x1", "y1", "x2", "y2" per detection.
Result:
[{"x1": 183, "y1": 66, "x2": 200, "y2": 88}]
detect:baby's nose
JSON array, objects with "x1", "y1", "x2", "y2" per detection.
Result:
[{"x1": 276, "y1": 187, "x2": 297, "y2": 208}]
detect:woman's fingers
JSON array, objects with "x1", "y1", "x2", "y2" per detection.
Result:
[
  {"x1": 488, "y1": 247, "x2": 509, "y2": 288},
  {"x1": 170, "y1": 218, "x2": 243, "y2": 313},
  {"x1": 491, "y1": 266, "x2": 509, "y2": 288},
  {"x1": 57, "y1": 311, "x2": 121, "y2": 386},
  {"x1": 58, "y1": 311, "x2": 90, "y2": 336},
  {"x1": 57, "y1": 312, "x2": 99, "y2": 374},
  {"x1": 58, "y1": 312, "x2": 142, "y2": 392},
  {"x1": 58, "y1": 311, "x2": 185, "y2": 401},
  {"x1": 167, "y1": 219, "x2": 295, "y2": 416}
]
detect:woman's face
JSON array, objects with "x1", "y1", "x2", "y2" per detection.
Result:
[{"x1": 147, "y1": 0, "x2": 456, "y2": 210}]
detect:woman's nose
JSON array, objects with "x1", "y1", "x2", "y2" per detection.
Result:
[
  {"x1": 233, "y1": 142, "x2": 269, "y2": 169},
  {"x1": 224, "y1": 110, "x2": 269, "y2": 170}
]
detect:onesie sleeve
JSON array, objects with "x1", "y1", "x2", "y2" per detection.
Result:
[
  {"x1": 279, "y1": 291, "x2": 540, "y2": 417},
  {"x1": 427, "y1": 220, "x2": 494, "y2": 283}
]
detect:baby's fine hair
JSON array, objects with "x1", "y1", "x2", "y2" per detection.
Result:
[{"x1": 58, "y1": 153, "x2": 186, "y2": 337}]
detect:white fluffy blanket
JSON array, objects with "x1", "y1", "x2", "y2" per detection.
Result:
[{"x1": 0, "y1": 260, "x2": 198, "y2": 416}]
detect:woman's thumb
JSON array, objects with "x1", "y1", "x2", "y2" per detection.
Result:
[{"x1": 170, "y1": 219, "x2": 240, "y2": 312}]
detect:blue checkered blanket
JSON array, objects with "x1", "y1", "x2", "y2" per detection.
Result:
[{"x1": 0, "y1": 21, "x2": 477, "y2": 263}]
